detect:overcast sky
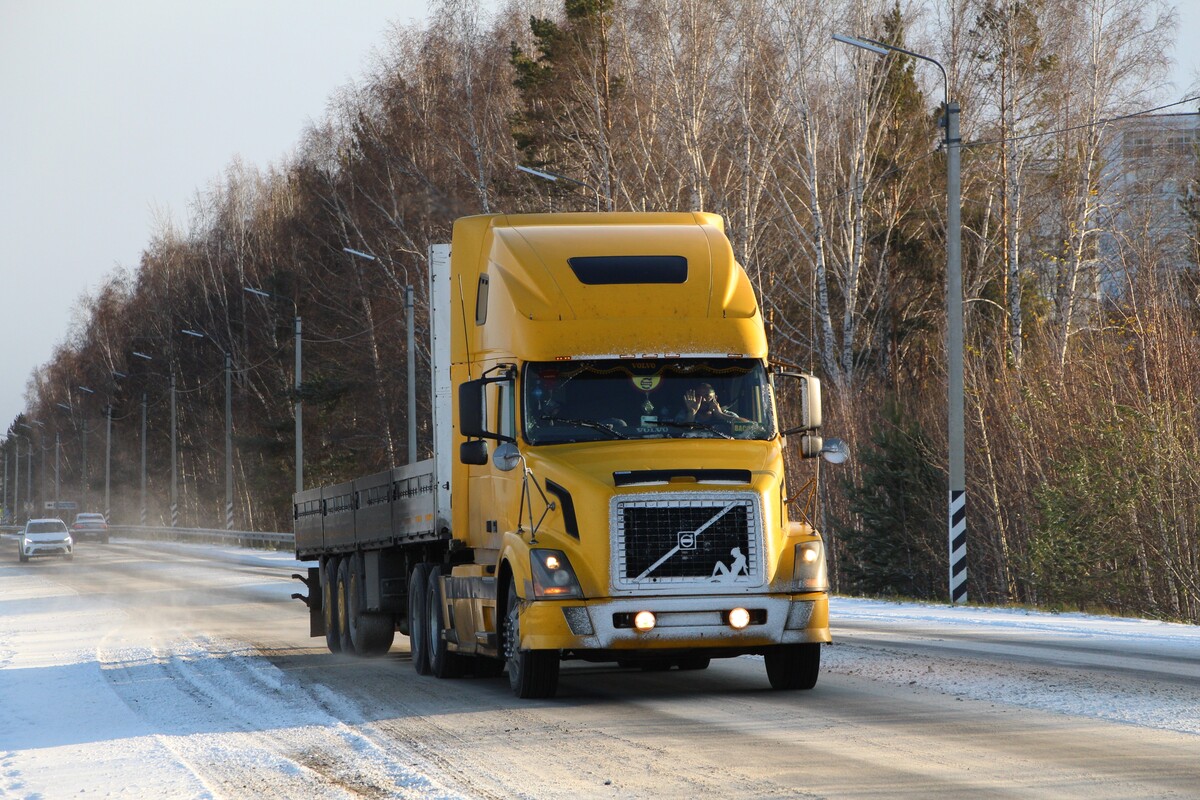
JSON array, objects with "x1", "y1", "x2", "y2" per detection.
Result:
[
  {"x1": 0, "y1": 0, "x2": 431, "y2": 430},
  {"x1": 0, "y1": 1, "x2": 1197, "y2": 434}
]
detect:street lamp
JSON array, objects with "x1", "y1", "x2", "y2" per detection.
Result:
[
  {"x1": 515, "y1": 164, "x2": 603, "y2": 211},
  {"x1": 244, "y1": 286, "x2": 303, "y2": 494},
  {"x1": 181, "y1": 329, "x2": 234, "y2": 530},
  {"x1": 834, "y1": 32, "x2": 966, "y2": 604},
  {"x1": 342, "y1": 247, "x2": 418, "y2": 466}
]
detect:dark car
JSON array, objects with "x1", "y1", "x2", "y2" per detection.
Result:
[{"x1": 70, "y1": 513, "x2": 109, "y2": 544}]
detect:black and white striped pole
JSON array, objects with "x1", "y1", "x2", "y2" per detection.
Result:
[{"x1": 834, "y1": 33, "x2": 967, "y2": 604}]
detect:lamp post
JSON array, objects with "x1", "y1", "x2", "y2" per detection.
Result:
[
  {"x1": 54, "y1": 402, "x2": 70, "y2": 514},
  {"x1": 81, "y1": 378, "x2": 121, "y2": 522},
  {"x1": 181, "y1": 329, "x2": 234, "y2": 530},
  {"x1": 77, "y1": 385, "x2": 97, "y2": 511},
  {"x1": 244, "y1": 286, "x2": 303, "y2": 494},
  {"x1": 131, "y1": 351, "x2": 158, "y2": 525},
  {"x1": 342, "y1": 247, "x2": 418, "y2": 465},
  {"x1": 833, "y1": 32, "x2": 966, "y2": 604},
  {"x1": 17, "y1": 421, "x2": 42, "y2": 515},
  {"x1": 12, "y1": 433, "x2": 21, "y2": 523}
]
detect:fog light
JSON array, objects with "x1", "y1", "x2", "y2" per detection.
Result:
[
  {"x1": 633, "y1": 611, "x2": 656, "y2": 632},
  {"x1": 728, "y1": 607, "x2": 751, "y2": 630}
]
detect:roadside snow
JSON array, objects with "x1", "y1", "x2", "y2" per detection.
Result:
[{"x1": 828, "y1": 596, "x2": 1200, "y2": 736}]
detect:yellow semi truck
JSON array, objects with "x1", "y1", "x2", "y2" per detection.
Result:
[{"x1": 294, "y1": 212, "x2": 833, "y2": 698}]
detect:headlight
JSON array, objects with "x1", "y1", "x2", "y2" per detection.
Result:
[
  {"x1": 793, "y1": 540, "x2": 828, "y2": 592},
  {"x1": 530, "y1": 549, "x2": 584, "y2": 599}
]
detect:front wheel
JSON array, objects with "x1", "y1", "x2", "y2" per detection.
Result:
[
  {"x1": 503, "y1": 578, "x2": 559, "y2": 699},
  {"x1": 764, "y1": 643, "x2": 820, "y2": 690}
]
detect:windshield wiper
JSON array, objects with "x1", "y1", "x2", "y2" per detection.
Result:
[
  {"x1": 538, "y1": 415, "x2": 631, "y2": 440},
  {"x1": 653, "y1": 419, "x2": 734, "y2": 440}
]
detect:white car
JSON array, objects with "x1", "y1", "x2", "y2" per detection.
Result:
[{"x1": 18, "y1": 518, "x2": 73, "y2": 563}]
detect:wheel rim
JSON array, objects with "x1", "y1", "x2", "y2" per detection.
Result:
[{"x1": 504, "y1": 589, "x2": 520, "y2": 673}]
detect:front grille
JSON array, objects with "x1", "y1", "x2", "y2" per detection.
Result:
[{"x1": 612, "y1": 493, "x2": 761, "y2": 591}]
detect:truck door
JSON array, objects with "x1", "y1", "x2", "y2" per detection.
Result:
[{"x1": 467, "y1": 378, "x2": 517, "y2": 550}]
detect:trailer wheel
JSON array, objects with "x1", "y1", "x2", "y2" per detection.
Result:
[
  {"x1": 426, "y1": 566, "x2": 465, "y2": 678},
  {"x1": 345, "y1": 559, "x2": 395, "y2": 657},
  {"x1": 337, "y1": 559, "x2": 355, "y2": 653},
  {"x1": 764, "y1": 643, "x2": 820, "y2": 690},
  {"x1": 503, "y1": 577, "x2": 559, "y2": 699},
  {"x1": 321, "y1": 557, "x2": 342, "y2": 653},
  {"x1": 408, "y1": 563, "x2": 432, "y2": 675}
]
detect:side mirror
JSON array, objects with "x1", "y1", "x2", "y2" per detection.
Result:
[
  {"x1": 459, "y1": 379, "x2": 489, "y2": 439},
  {"x1": 493, "y1": 441, "x2": 521, "y2": 472},
  {"x1": 458, "y1": 375, "x2": 516, "y2": 442},
  {"x1": 779, "y1": 371, "x2": 822, "y2": 435},
  {"x1": 460, "y1": 440, "x2": 488, "y2": 465},
  {"x1": 821, "y1": 437, "x2": 850, "y2": 464}
]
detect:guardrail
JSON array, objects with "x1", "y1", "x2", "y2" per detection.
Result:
[{"x1": 109, "y1": 525, "x2": 294, "y2": 549}]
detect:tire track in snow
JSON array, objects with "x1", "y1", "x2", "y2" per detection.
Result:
[{"x1": 97, "y1": 633, "x2": 465, "y2": 798}]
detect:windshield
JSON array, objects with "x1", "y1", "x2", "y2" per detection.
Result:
[
  {"x1": 27, "y1": 521, "x2": 68, "y2": 534},
  {"x1": 522, "y1": 358, "x2": 776, "y2": 445}
]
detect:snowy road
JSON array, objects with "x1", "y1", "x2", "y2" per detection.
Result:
[{"x1": 2, "y1": 537, "x2": 1199, "y2": 798}]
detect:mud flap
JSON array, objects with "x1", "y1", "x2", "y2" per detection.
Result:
[{"x1": 292, "y1": 567, "x2": 324, "y2": 637}]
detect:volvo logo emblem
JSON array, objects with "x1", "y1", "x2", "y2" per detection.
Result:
[{"x1": 678, "y1": 531, "x2": 697, "y2": 550}]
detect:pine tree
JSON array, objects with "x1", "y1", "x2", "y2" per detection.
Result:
[{"x1": 837, "y1": 399, "x2": 945, "y2": 599}]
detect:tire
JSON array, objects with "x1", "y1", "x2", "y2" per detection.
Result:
[
  {"x1": 426, "y1": 566, "x2": 465, "y2": 678},
  {"x1": 321, "y1": 557, "x2": 342, "y2": 653},
  {"x1": 503, "y1": 577, "x2": 559, "y2": 699},
  {"x1": 677, "y1": 656, "x2": 710, "y2": 671},
  {"x1": 408, "y1": 563, "x2": 432, "y2": 675},
  {"x1": 344, "y1": 558, "x2": 395, "y2": 657},
  {"x1": 764, "y1": 643, "x2": 820, "y2": 690},
  {"x1": 337, "y1": 559, "x2": 355, "y2": 654}
]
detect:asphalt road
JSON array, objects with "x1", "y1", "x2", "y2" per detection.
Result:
[{"x1": 13, "y1": 538, "x2": 1200, "y2": 799}]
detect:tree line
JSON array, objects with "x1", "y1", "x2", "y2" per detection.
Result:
[{"x1": 4, "y1": 0, "x2": 1197, "y2": 621}]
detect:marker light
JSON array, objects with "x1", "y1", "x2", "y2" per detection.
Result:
[
  {"x1": 728, "y1": 607, "x2": 751, "y2": 629},
  {"x1": 633, "y1": 611, "x2": 657, "y2": 632}
]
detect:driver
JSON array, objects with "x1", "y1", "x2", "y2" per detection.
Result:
[{"x1": 680, "y1": 383, "x2": 748, "y2": 423}]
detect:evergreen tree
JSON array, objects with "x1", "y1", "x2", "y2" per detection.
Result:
[
  {"x1": 509, "y1": 0, "x2": 621, "y2": 205},
  {"x1": 837, "y1": 398, "x2": 945, "y2": 599}
]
